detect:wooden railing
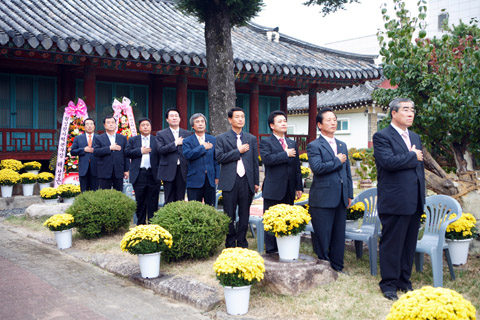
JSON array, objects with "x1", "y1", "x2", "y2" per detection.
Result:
[
  {"x1": 258, "y1": 134, "x2": 309, "y2": 151},
  {"x1": 0, "y1": 128, "x2": 57, "y2": 160}
]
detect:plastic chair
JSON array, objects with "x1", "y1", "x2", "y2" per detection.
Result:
[
  {"x1": 415, "y1": 195, "x2": 461, "y2": 287},
  {"x1": 344, "y1": 187, "x2": 380, "y2": 275}
]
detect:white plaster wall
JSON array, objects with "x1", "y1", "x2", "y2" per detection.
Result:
[{"x1": 427, "y1": 0, "x2": 480, "y2": 39}]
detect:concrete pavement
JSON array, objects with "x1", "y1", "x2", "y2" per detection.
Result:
[{"x1": 0, "y1": 225, "x2": 210, "y2": 320}]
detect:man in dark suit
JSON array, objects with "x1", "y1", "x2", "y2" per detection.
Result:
[
  {"x1": 373, "y1": 98, "x2": 425, "y2": 301},
  {"x1": 125, "y1": 118, "x2": 160, "y2": 225},
  {"x1": 70, "y1": 117, "x2": 98, "y2": 192},
  {"x1": 156, "y1": 108, "x2": 191, "y2": 204},
  {"x1": 93, "y1": 115, "x2": 129, "y2": 191},
  {"x1": 260, "y1": 110, "x2": 303, "y2": 253},
  {"x1": 307, "y1": 107, "x2": 353, "y2": 272},
  {"x1": 216, "y1": 107, "x2": 259, "y2": 248},
  {"x1": 183, "y1": 113, "x2": 220, "y2": 207}
]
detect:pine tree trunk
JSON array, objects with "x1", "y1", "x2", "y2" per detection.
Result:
[{"x1": 204, "y1": 2, "x2": 236, "y2": 135}]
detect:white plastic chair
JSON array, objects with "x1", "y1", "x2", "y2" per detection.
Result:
[
  {"x1": 414, "y1": 195, "x2": 461, "y2": 287},
  {"x1": 345, "y1": 188, "x2": 380, "y2": 275}
]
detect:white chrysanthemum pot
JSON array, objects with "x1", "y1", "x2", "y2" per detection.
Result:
[
  {"x1": 223, "y1": 285, "x2": 251, "y2": 315},
  {"x1": 138, "y1": 252, "x2": 161, "y2": 278},
  {"x1": 276, "y1": 234, "x2": 301, "y2": 261},
  {"x1": 54, "y1": 228, "x2": 72, "y2": 250},
  {"x1": 446, "y1": 238, "x2": 472, "y2": 265}
]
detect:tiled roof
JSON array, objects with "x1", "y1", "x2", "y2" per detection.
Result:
[
  {"x1": 0, "y1": 0, "x2": 380, "y2": 82},
  {"x1": 288, "y1": 80, "x2": 383, "y2": 114}
]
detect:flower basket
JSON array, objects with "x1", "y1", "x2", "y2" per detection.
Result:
[
  {"x1": 213, "y1": 248, "x2": 265, "y2": 315},
  {"x1": 0, "y1": 169, "x2": 21, "y2": 186},
  {"x1": 43, "y1": 214, "x2": 75, "y2": 232},
  {"x1": 37, "y1": 172, "x2": 54, "y2": 183},
  {"x1": 386, "y1": 286, "x2": 476, "y2": 320},
  {"x1": 347, "y1": 202, "x2": 364, "y2": 221},
  {"x1": 40, "y1": 187, "x2": 59, "y2": 200},
  {"x1": 300, "y1": 166, "x2": 311, "y2": 179},
  {"x1": 23, "y1": 161, "x2": 41, "y2": 172},
  {"x1": 0, "y1": 159, "x2": 23, "y2": 171},
  {"x1": 57, "y1": 184, "x2": 81, "y2": 200},
  {"x1": 121, "y1": 224, "x2": 173, "y2": 279}
]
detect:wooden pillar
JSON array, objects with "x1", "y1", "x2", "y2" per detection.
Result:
[
  {"x1": 176, "y1": 75, "x2": 188, "y2": 129},
  {"x1": 83, "y1": 65, "x2": 96, "y2": 112},
  {"x1": 249, "y1": 83, "x2": 259, "y2": 136},
  {"x1": 150, "y1": 75, "x2": 163, "y2": 131},
  {"x1": 280, "y1": 90, "x2": 288, "y2": 114},
  {"x1": 308, "y1": 87, "x2": 317, "y2": 143}
]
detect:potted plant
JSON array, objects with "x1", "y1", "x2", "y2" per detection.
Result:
[
  {"x1": 120, "y1": 224, "x2": 173, "y2": 278},
  {"x1": 300, "y1": 166, "x2": 311, "y2": 187},
  {"x1": 40, "y1": 187, "x2": 59, "y2": 203},
  {"x1": 263, "y1": 204, "x2": 311, "y2": 261},
  {"x1": 0, "y1": 159, "x2": 24, "y2": 171},
  {"x1": 213, "y1": 247, "x2": 265, "y2": 315},
  {"x1": 346, "y1": 201, "x2": 365, "y2": 230},
  {"x1": 0, "y1": 169, "x2": 21, "y2": 198},
  {"x1": 299, "y1": 153, "x2": 309, "y2": 167},
  {"x1": 23, "y1": 161, "x2": 41, "y2": 174},
  {"x1": 20, "y1": 172, "x2": 37, "y2": 196},
  {"x1": 57, "y1": 184, "x2": 81, "y2": 203},
  {"x1": 43, "y1": 213, "x2": 75, "y2": 249},
  {"x1": 386, "y1": 286, "x2": 476, "y2": 320},
  {"x1": 445, "y1": 212, "x2": 478, "y2": 265},
  {"x1": 37, "y1": 172, "x2": 55, "y2": 190}
]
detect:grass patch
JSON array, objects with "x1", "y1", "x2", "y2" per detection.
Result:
[{"x1": 3, "y1": 217, "x2": 479, "y2": 319}]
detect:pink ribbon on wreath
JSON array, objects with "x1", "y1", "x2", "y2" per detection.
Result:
[
  {"x1": 65, "y1": 98, "x2": 88, "y2": 118},
  {"x1": 112, "y1": 97, "x2": 137, "y2": 137}
]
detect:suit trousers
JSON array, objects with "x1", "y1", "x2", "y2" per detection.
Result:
[
  {"x1": 133, "y1": 168, "x2": 160, "y2": 225},
  {"x1": 310, "y1": 197, "x2": 347, "y2": 271},
  {"x1": 378, "y1": 202, "x2": 422, "y2": 293},
  {"x1": 99, "y1": 171, "x2": 123, "y2": 192},
  {"x1": 79, "y1": 166, "x2": 98, "y2": 192},
  {"x1": 222, "y1": 175, "x2": 253, "y2": 248},
  {"x1": 163, "y1": 165, "x2": 186, "y2": 204},
  {"x1": 263, "y1": 190, "x2": 294, "y2": 253},
  {"x1": 187, "y1": 174, "x2": 216, "y2": 207}
]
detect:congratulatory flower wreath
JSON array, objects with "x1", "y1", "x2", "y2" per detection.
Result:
[
  {"x1": 213, "y1": 247, "x2": 265, "y2": 287},
  {"x1": 121, "y1": 224, "x2": 173, "y2": 255},
  {"x1": 386, "y1": 286, "x2": 476, "y2": 320},
  {"x1": 263, "y1": 204, "x2": 311, "y2": 237},
  {"x1": 43, "y1": 214, "x2": 75, "y2": 232}
]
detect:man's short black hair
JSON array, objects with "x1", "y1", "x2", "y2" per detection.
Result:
[
  {"x1": 267, "y1": 110, "x2": 287, "y2": 131},
  {"x1": 165, "y1": 108, "x2": 180, "y2": 119},
  {"x1": 227, "y1": 107, "x2": 245, "y2": 118},
  {"x1": 83, "y1": 117, "x2": 95, "y2": 126},
  {"x1": 138, "y1": 118, "x2": 151, "y2": 126},
  {"x1": 103, "y1": 115, "x2": 115, "y2": 124},
  {"x1": 316, "y1": 107, "x2": 335, "y2": 125}
]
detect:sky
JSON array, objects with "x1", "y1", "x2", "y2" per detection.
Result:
[{"x1": 251, "y1": 0, "x2": 419, "y2": 48}]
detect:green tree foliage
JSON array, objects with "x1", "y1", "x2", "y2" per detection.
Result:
[
  {"x1": 303, "y1": 0, "x2": 360, "y2": 16},
  {"x1": 373, "y1": 0, "x2": 480, "y2": 172}
]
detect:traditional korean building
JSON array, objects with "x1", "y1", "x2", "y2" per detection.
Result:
[{"x1": 0, "y1": 0, "x2": 380, "y2": 160}]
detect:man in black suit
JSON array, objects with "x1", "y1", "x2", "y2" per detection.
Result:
[
  {"x1": 125, "y1": 118, "x2": 160, "y2": 225},
  {"x1": 215, "y1": 107, "x2": 259, "y2": 248},
  {"x1": 260, "y1": 110, "x2": 303, "y2": 253},
  {"x1": 373, "y1": 98, "x2": 425, "y2": 301},
  {"x1": 93, "y1": 115, "x2": 129, "y2": 191},
  {"x1": 70, "y1": 117, "x2": 98, "y2": 192},
  {"x1": 156, "y1": 108, "x2": 191, "y2": 204},
  {"x1": 183, "y1": 113, "x2": 220, "y2": 207},
  {"x1": 307, "y1": 107, "x2": 353, "y2": 272}
]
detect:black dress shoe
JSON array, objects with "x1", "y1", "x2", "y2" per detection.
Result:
[
  {"x1": 383, "y1": 291, "x2": 398, "y2": 301},
  {"x1": 397, "y1": 286, "x2": 413, "y2": 293}
]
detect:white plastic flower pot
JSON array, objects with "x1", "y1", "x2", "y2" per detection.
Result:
[
  {"x1": 138, "y1": 252, "x2": 161, "y2": 278},
  {"x1": 22, "y1": 184, "x2": 34, "y2": 196},
  {"x1": 54, "y1": 228, "x2": 72, "y2": 250},
  {"x1": 223, "y1": 285, "x2": 251, "y2": 315},
  {"x1": 446, "y1": 238, "x2": 472, "y2": 265},
  {"x1": 276, "y1": 234, "x2": 301, "y2": 261},
  {"x1": 39, "y1": 182, "x2": 51, "y2": 190},
  {"x1": 1, "y1": 185, "x2": 13, "y2": 198}
]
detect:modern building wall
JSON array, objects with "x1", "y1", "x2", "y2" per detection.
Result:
[{"x1": 427, "y1": 0, "x2": 480, "y2": 39}]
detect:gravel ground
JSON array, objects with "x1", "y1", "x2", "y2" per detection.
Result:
[{"x1": 0, "y1": 208, "x2": 26, "y2": 218}]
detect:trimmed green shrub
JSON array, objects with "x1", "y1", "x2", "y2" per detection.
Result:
[
  {"x1": 150, "y1": 201, "x2": 230, "y2": 262},
  {"x1": 66, "y1": 189, "x2": 135, "y2": 239}
]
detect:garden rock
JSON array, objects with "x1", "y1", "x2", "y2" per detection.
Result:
[
  {"x1": 0, "y1": 195, "x2": 43, "y2": 211},
  {"x1": 260, "y1": 253, "x2": 337, "y2": 295},
  {"x1": 25, "y1": 203, "x2": 71, "y2": 219}
]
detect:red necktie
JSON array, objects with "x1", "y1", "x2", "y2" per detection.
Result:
[
  {"x1": 280, "y1": 138, "x2": 286, "y2": 150},
  {"x1": 88, "y1": 134, "x2": 92, "y2": 147}
]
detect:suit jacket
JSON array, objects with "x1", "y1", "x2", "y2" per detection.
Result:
[
  {"x1": 70, "y1": 133, "x2": 97, "y2": 177},
  {"x1": 215, "y1": 130, "x2": 259, "y2": 193},
  {"x1": 183, "y1": 133, "x2": 220, "y2": 188},
  {"x1": 373, "y1": 125, "x2": 425, "y2": 215},
  {"x1": 259, "y1": 134, "x2": 303, "y2": 200},
  {"x1": 155, "y1": 127, "x2": 191, "y2": 182},
  {"x1": 125, "y1": 134, "x2": 160, "y2": 185},
  {"x1": 93, "y1": 133, "x2": 130, "y2": 179},
  {"x1": 307, "y1": 136, "x2": 353, "y2": 208}
]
